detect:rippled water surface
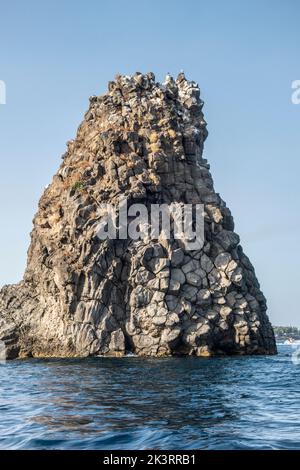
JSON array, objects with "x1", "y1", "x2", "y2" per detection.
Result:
[{"x1": 0, "y1": 345, "x2": 299, "y2": 449}]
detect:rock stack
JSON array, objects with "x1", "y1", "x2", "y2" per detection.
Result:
[{"x1": 0, "y1": 72, "x2": 276, "y2": 358}]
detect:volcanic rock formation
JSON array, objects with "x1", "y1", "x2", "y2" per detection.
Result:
[{"x1": 0, "y1": 72, "x2": 276, "y2": 358}]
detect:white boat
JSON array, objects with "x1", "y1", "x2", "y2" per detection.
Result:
[{"x1": 283, "y1": 338, "x2": 300, "y2": 345}]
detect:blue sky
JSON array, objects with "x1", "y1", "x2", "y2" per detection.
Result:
[{"x1": 0, "y1": 0, "x2": 299, "y2": 326}]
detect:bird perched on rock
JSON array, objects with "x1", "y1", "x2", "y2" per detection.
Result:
[
  {"x1": 163, "y1": 73, "x2": 173, "y2": 85},
  {"x1": 176, "y1": 71, "x2": 186, "y2": 83}
]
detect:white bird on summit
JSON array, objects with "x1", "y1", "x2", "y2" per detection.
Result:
[{"x1": 163, "y1": 73, "x2": 172, "y2": 85}]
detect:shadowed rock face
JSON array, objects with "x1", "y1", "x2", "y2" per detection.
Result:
[{"x1": 0, "y1": 72, "x2": 277, "y2": 359}]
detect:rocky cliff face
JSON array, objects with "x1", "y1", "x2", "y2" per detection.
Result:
[{"x1": 0, "y1": 72, "x2": 276, "y2": 359}]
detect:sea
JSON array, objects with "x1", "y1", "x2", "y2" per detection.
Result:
[{"x1": 0, "y1": 344, "x2": 299, "y2": 450}]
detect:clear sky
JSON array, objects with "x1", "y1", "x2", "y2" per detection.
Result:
[{"x1": 0, "y1": 0, "x2": 299, "y2": 326}]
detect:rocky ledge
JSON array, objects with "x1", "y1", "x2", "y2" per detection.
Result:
[{"x1": 0, "y1": 72, "x2": 276, "y2": 359}]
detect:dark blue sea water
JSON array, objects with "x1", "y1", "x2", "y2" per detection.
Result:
[{"x1": 0, "y1": 345, "x2": 299, "y2": 450}]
